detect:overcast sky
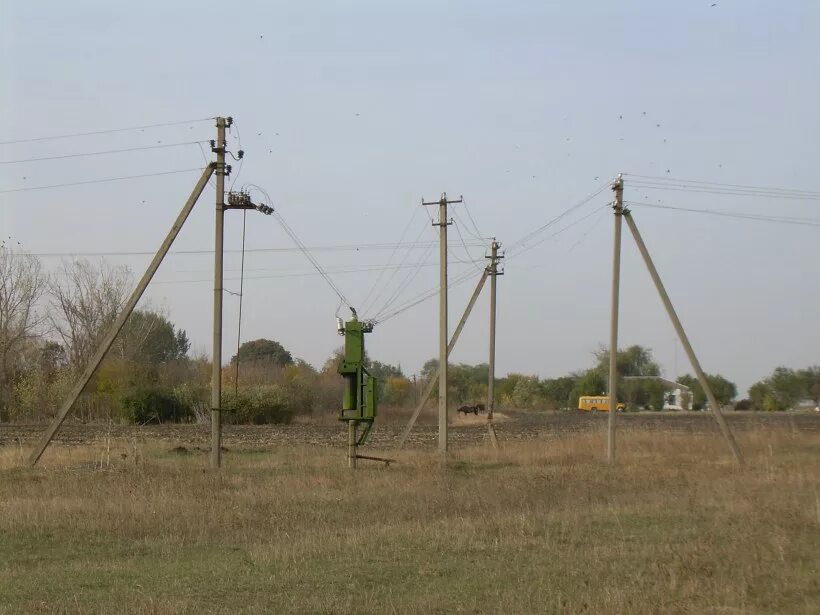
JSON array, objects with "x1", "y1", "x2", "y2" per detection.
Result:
[{"x1": 2, "y1": 0, "x2": 818, "y2": 395}]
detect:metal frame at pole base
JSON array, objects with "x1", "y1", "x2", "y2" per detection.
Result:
[
  {"x1": 27, "y1": 164, "x2": 216, "y2": 466},
  {"x1": 622, "y1": 211, "x2": 744, "y2": 466},
  {"x1": 608, "y1": 176, "x2": 624, "y2": 465},
  {"x1": 348, "y1": 421, "x2": 358, "y2": 469},
  {"x1": 396, "y1": 269, "x2": 488, "y2": 450},
  {"x1": 211, "y1": 117, "x2": 227, "y2": 469}
]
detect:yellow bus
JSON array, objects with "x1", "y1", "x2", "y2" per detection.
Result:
[{"x1": 578, "y1": 396, "x2": 625, "y2": 413}]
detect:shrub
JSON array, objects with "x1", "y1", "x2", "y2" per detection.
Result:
[
  {"x1": 120, "y1": 386, "x2": 193, "y2": 424},
  {"x1": 222, "y1": 387, "x2": 295, "y2": 425}
]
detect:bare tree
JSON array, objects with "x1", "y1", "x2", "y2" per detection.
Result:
[
  {"x1": 0, "y1": 245, "x2": 47, "y2": 415},
  {"x1": 48, "y1": 260, "x2": 132, "y2": 370}
]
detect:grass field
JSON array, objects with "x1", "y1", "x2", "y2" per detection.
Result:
[{"x1": 0, "y1": 419, "x2": 818, "y2": 613}]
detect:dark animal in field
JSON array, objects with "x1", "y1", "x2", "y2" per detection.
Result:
[{"x1": 457, "y1": 404, "x2": 486, "y2": 416}]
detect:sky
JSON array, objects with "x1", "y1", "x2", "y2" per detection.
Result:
[{"x1": 1, "y1": 0, "x2": 818, "y2": 395}]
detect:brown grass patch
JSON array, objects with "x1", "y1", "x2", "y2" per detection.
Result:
[{"x1": 0, "y1": 426, "x2": 818, "y2": 613}]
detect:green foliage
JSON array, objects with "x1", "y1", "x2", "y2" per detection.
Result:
[
  {"x1": 222, "y1": 387, "x2": 295, "y2": 424},
  {"x1": 232, "y1": 339, "x2": 293, "y2": 366},
  {"x1": 120, "y1": 386, "x2": 193, "y2": 424},
  {"x1": 540, "y1": 376, "x2": 576, "y2": 410},
  {"x1": 511, "y1": 375, "x2": 541, "y2": 409},
  {"x1": 120, "y1": 310, "x2": 190, "y2": 364},
  {"x1": 570, "y1": 370, "x2": 607, "y2": 407},
  {"x1": 594, "y1": 345, "x2": 661, "y2": 378},
  {"x1": 676, "y1": 373, "x2": 738, "y2": 410},
  {"x1": 748, "y1": 366, "x2": 817, "y2": 411}
]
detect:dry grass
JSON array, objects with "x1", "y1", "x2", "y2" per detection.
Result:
[{"x1": 0, "y1": 427, "x2": 818, "y2": 614}]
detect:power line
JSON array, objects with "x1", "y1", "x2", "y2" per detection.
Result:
[
  {"x1": 248, "y1": 182, "x2": 354, "y2": 312},
  {"x1": 150, "y1": 261, "x2": 441, "y2": 286},
  {"x1": 506, "y1": 180, "x2": 612, "y2": 253},
  {"x1": 452, "y1": 217, "x2": 484, "y2": 273},
  {"x1": 624, "y1": 173, "x2": 820, "y2": 197},
  {"x1": 0, "y1": 141, "x2": 208, "y2": 165},
  {"x1": 375, "y1": 266, "x2": 479, "y2": 324},
  {"x1": 0, "y1": 117, "x2": 214, "y2": 146},
  {"x1": 368, "y1": 235, "x2": 436, "y2": 320},
  {"x1": 359, "y1": 203, "x2": 423, "y2": 315},
  {"x1": 22, "y1": 240, "x2": 483, "y2": 259},
  {"x1": 0, "y1": 167, "x2": 204, "y2": 193},
  {"x1": 628, "y1": 181, "x2": 820, "y2": 201},
  {"x1": 624, "y1": 201, "x2": 820, "y2": 227},
  {"x1": 459, "y1": 197, "x2": 487, "y2": 241}
]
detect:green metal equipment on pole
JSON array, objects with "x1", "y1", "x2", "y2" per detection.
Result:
[{"x1": 337, "y1": 315, "x2": 377, "y2": 467}]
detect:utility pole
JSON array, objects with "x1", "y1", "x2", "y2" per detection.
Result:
[
  {"x1": 423, "y1": 192, "x2": 462, "y2": 456},
  {"x1": 397, "y1": 269, "x2": 488, "y2": 450},
  {"x1": 211, "y1": 116, "x2": 229, "y2": 469},
  {"x1": 28, "y1": 164, "x2": 216, "y2": 465},
  {"x1": 486, "y1": 239, "x2": 502, "y2": 449},
  {"x1": 608, "y1": 174, "x2": 624, "y2": 465},
  {"x1": 622, "y1": 210, "x2": 744, "y2": 465}
]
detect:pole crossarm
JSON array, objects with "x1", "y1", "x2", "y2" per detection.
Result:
[
  {"x1": 27, "y1": 163, "x2": 216, "y2": 466},
  {"x1": 396, "y1": 269, "x2": 489, "y2": 450}
]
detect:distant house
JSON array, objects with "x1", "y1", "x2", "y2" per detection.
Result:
[{"x1": 623, "y1": 376, "x2": 693, "y2": 411}]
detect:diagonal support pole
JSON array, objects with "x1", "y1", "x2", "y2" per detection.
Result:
[
  {"x1": 622, "y1": 210, "x2": 744, "y2": 465},
  {"x1": 28, "y1": 164, "x2": 216, "y2": 466},
  {"x1": 396, "y1": 269, "x2": 488, "y2": 450}
]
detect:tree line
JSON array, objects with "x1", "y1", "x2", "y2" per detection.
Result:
[{"x1": 1, "y1": 246, "x2": 816, "y2": 424}]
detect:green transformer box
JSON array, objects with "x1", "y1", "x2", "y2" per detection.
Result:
[{"x1": 337, "y1": 316, "x2": 377, "y2": 445}]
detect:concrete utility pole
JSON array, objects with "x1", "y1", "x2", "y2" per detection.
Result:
[
  {"x1": 486, "y1": 239, "x2": 502, "y2": 449},
  {"x1": 28, "y1": 164, "x2": 216, "y2": 466},
  {"x1": 423, "y1": 192, "x2": 463, "y2": 456},
  {"x1": 622, "y1": 210, "x2": 744, "y2": 465},
  {"x1": 608, "y1": 175, "x2": 624, "y2": 465},
  {"x1": 396, "y1": 269, "x2": 488, "y2": 450},
  {"x1": 211, "y1": 117, "x2": 228, "y2": 469}
]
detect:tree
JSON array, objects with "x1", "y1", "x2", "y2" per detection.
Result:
[
  {"x1": 0, "y1": 247, "x2": 47, "y2": 416},
  {"x1": 594, "y1": 345, "x2": 661, "y2": 378},
  {"x1": 115, "y1": 309, "x2": 190, "y2": 365},
  {"x1": 541, "y1": 376, "x2": 576, "y2": 409},
  {"x1": 231, "y1": 339, "x2": 293, "y2": 367},
  {"x1": 49, "y1": 260, "x2": 132, "y2": 370},
  {"x1": 677, "y1": 373, "x2": 737, "y2": 410},
  {"x1": 570, "y1": 369, "x2": 607, "y2": 408},
  {"x1": 798, "y1": 366, "x2": 820, "y2": 404}
]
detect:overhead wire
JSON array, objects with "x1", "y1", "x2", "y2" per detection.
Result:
[
  {"x1": 452, "y1": 217, "x2": 485, "y2": 273},
  {"x1": 627, "y1": 182, "x2": 820, "y2": 201},
  {"x1": 368, "y1": 228, "x2": 437, "y2": 320},
  {"x1": 245, "y1": 183, "x2": 355, "y2": 313},
  {"x1": 0, "y1": 141, "x2": 209, "y2": 165},
  {"x1": 0, "y1": 117, "x2": 214, "y2": 146},
  {"x1": 0, "y1": 167, "x2": 205, "y2": 193},
  {"x1": 459, "y1": 197, "x2": 488, "y2": 241},
  {"x1": 623, "y1": 173, "x2": 820, "y2": 197},
  {"x1": 506, "y1": 180, "x2": 612, "y2": 256},
  {"x1": 358, "y1": 203, "x2": 423, "y2": 315},
  {"x1": 148, "y1": 261, "x2": 443, "y2": 286},
  {"x1": 22, "y1": 240, "x2": 473, "y2": 258},
  {"x1": 624, "y1": 201, "x2": 820, "y2": 227}
]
